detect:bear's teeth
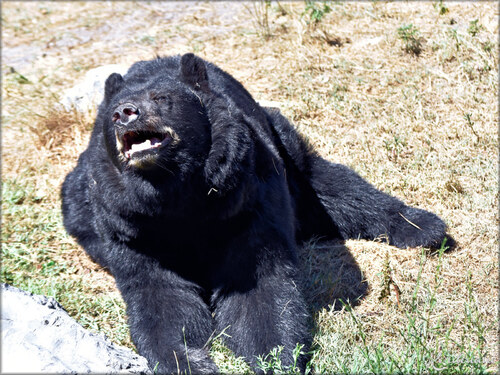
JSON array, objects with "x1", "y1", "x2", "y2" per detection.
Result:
[
  {"x1": 125, "y1": 138, "x2": 164, "y2": 159},
  {"x1": 130, "y1": 139, "x2": 153, "y2": 153}
]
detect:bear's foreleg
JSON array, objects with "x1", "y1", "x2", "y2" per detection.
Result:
[{"x1": 111, "y1": 251, "x2": 218, "y2": 374}]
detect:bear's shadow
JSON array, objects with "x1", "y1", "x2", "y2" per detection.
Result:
[{"x1": 298, "y1": 239, "x2": 368, "y2": 314}]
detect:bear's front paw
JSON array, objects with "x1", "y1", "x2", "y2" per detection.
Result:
[
  {"x1": 389, "y1": 207, "x2": 453, "y2": 250},
  {"x1": 183, "y1": 348, "x2": 220, "y2": 374}
]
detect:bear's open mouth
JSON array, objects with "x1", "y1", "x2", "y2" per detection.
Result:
[{"x1": 119, "y1": 130, "x2": 173, "y2": 159}]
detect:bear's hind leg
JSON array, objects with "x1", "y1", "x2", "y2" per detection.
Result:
[{"x1": 308, "y1": 157, "x2": 452, "y2": 249}]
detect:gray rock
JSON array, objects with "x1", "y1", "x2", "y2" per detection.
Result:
[
  {"x1": 1, "y1": 283, "x2": 150, "y2": 374},
  {"x1": 59, "y1": 64, "x2": 129, "y2": 113}
]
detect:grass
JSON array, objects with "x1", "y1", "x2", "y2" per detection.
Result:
[
  {"x1": 310, "y1": 245, "x2": 494, "y2": 374},
  {"x1": 2, "y1": 1, "x2": 498, "y2": 373},
  {"x1": 1, "y1": 177, "x2": 132, "y2": 347}
]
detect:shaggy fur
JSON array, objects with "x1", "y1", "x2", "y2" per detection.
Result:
[{"x1": 62, "y1": 53, "x2": 452, "y2": 374}]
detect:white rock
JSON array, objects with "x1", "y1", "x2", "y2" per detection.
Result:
[
  {"x1": 1, "y1": 283, "x2": 150, "y2": 374},
  {"x1": 59, "y1": 64, "x2": 130, "y2": 113}
]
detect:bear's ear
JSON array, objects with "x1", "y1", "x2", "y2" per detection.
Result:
[
  {"x1": 104, "y1": 73, "x2": 125, "y2": 104},
  {"x1": 180, "y1": 53, "x2": 209, "y2": 92}
]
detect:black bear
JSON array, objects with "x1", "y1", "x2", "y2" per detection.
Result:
[{"x1": 62, "y1": 53, "x2": 451, "y2": 373}]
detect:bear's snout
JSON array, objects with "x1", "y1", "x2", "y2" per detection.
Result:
[{"x1": 112, "y1": 103, "x2": 140, "y2": 126}]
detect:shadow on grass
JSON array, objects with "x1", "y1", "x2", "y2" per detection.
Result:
[
  {"x1": 299, "y1": 239, "x2": 368, "y2": 314},
  {"x1": 299, "y1": 232, "x2": 457, "y2": 316}
]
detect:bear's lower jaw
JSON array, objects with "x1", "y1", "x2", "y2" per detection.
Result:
[{"x1": 126, "y1": 153, "x2": 161, "y2": 169}]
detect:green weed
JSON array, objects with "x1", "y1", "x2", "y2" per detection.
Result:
[
  {"x1": 464, "y1": 112, "x2": 480, "y2": 141},
  {"x1": 448, "y1": 27, "x2": 461, "y2": 50},
  {"x1": 482, "y1": 40, "x2": 494, "y2": 54},
  {"x1": 256, "y1": 344, "x2": 307, "y2": 374},
  {"x1": 303, "y1": 0, "x2": 332, "y2": 27},
  {"x1": 397, "y1": 24, "x2": 423, "y2": 56},
  {"x1": 468, "y1": 19, "x2": 484, "y2": 37},
  {"x1": 434, "y1": 0, "x2": 449, "y2": 16}
]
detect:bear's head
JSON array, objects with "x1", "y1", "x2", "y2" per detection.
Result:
[
  {"x1": 100, "y1": 53, "x2": 256, "y2": 196},
  {"x1": 101, "y1": 54, "x2": 213, "y2": 182}
]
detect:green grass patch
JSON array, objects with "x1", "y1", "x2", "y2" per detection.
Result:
[{"x1": 1, "y1": 178, "x2": 131, "y2": 347}]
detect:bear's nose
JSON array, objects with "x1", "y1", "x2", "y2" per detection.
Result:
[{"x1": 112, "y1": 103, "x2": 140, "y2": 125}]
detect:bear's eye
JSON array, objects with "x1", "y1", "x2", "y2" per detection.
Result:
[{"x1": 152, "y1": 94, "x2": 171, "y2": 104}]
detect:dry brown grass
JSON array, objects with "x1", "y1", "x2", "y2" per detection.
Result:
[{"x1": 2, "y1": 1, "x2": 498, "y2": 372}]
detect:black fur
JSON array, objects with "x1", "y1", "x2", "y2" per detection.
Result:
[{"x1": 62, "y1": 53, "x2": 452, "y2": 374}]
